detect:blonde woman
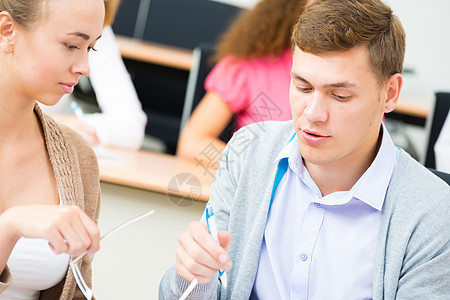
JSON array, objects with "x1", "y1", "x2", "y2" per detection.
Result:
[
  {"x1": 42, "y1": 0, "x2": 147, "y2": 150},
  {"x1": 0, "y1": 0, "x2": 105, "y2": 298}
]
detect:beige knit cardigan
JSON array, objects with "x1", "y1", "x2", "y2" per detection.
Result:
[{"x1": 0, "y1": 104, "x2": 101, "y2": 299}]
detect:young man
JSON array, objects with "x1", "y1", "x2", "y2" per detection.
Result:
[{"x1": 159, "y1": 0, "x2": 450, "y2": 299}]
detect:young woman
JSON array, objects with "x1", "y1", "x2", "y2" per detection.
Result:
[
  {"x1": 0, "y1": 0, "x2": 105, "y2": 298},
  {"x1": 41, "y1": 0, "x2": 148, "y2": 150},
  {"x1": 177, "y1": 0, "x2": 311, "y2": 162}
]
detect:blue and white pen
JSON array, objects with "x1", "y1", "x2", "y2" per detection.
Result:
[
  {"x1": 70, "y1": 101, "x2": 85, "y2": 120},
  {"x1": 205, "y1": 202, "x2": 228, "y2": 289},
  {"x1": 179, "y1": 203, "x2": 228, "y2": 300}
]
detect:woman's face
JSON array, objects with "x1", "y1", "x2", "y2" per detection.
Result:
[{"x1": 8, "y1": 0, "x2": 105, "y2": 106}]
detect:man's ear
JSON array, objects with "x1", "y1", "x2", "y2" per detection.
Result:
[
  {"x1": 0, "y1": 11, "x2": 16, "y2": 54},
  {"x1": 382, "y1": 73, "x2": 403, "y2": 113}
]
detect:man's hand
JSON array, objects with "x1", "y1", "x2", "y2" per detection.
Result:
[{"x1": 175, "y1": 221, "x2": 232, "y2": 284}]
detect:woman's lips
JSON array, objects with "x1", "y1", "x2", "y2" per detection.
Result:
[{"x1": 59, "y1": 83, "x2": 76, "y2": 94}]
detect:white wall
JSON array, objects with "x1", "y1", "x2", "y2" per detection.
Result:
[
  {"x1": 384, "y1": 0, "x2": 450, "y2": 103},
  {"x1": 215, "y1": 0, "x2": 450, "y2": 104}
]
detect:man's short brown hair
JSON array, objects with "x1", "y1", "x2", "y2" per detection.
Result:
[{"x1": 292, "y1": 0, "x2": 405, "y2": 84}]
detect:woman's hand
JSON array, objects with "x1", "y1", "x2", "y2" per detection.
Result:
[{"x1": 0, "y1": 205, "x2": 100, "y2": 257}]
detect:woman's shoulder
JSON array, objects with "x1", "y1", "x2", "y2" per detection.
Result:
[
  {"x1": 217, "y1": 49, "x2": 291, "y2": 70},
  {"x1": 213, "y1": 55, "x2": 252, "y2": 73},
  {"x1": 210, "y1": 50, "x2": 292, "y2": 88},
  {"x1": 206, "y1": 50, "x2": 290, "y2": 90},
  {"x1": 57, "y1": 123, "x2": 96, "y2": 159}
]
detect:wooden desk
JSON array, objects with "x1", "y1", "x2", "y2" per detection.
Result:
[
  {"x1": 98, "y1": 147, "x2": 214, "y2": 202},
  {"x1": 391, "y1": 97, "x2": 431, "y2": 126},
  {"x1": 394, "y1": 98, "x2": 430, "y2": 119},
  {"x1": 115, "y1": 35, "x2": 193, "y2": 71}
]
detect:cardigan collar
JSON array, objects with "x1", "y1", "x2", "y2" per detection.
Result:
[
  {"x1": 34, "y1": 102, "x2": 85, "y2": 298},
  {"x1": 34, "y1": 103, "x2": 84, "y2": 209}
]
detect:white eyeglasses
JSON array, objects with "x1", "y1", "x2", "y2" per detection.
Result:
[{"x1": 69, "y1": 210, "x2": 155, "y2": 300}]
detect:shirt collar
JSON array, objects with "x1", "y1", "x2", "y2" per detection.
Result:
[
  {"x1": 351, "y1": 123, "x2": 399, "y2": 210},
  {"x1": 273, "y1": 123, "x2": 399, "y2": 210},
  {"x1": 273, "y1": 137, "x2": 294, "y2": 163}
]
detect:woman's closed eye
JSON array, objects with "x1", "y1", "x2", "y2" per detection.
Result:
[
  {"x1": 65, "y1": 43, "x2": 80, "y2": 50},
  {"x1": 65, "y1": 43, "x2": 97, "y2": 52}
]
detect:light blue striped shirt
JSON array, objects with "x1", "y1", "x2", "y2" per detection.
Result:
[{"x1": 251, "y1": 124, "x2": 399, "y2": 299}]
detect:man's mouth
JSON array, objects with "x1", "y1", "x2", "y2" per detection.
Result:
[
  {"x1": 306, "y1": 131, "x2": 321, "y2": 137},
  {"x1": 304, "y1": 129, "x2": 324, "y2": 137},
  {"x1": 301, "y1": 129, "x2": 328, "y2": 143}
]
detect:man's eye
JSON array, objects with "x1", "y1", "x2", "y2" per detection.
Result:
[
  {"x1": 334, "y1": 94, "x2": 351, "y2": 101},
  {"x1": 296, "y1": 86, "x2": 312, "y2": 93}
]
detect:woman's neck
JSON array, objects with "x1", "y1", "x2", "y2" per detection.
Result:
[{"x1": 0, "y1": 98, "x2": 40, "y2": 144}]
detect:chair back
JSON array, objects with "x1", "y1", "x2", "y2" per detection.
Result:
[
  {"x1": 179, "y1": 44, "x2": 216, "y2": 131},
  {"x1": 111, "y1": 0, "x2": 142, "y2": 37},
  {"x1": 423, "y1": 92, "x2": 450, "y2": 168},
  {"x1": 178, "y1": 44, "x2": 236, "y2": 148},
  {"x1": 142, "y1": 0, "x2": 242, "y2": 49}
]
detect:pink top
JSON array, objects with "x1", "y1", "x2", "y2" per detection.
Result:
[{"x1": 205, "y1": 49, "x2": 293, "y2": 130}]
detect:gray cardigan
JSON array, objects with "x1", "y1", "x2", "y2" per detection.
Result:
[{"x1": 160, "y1": 121, "x2": 450, "y2": 300}]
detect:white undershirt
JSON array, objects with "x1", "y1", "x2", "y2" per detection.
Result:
[
  {"x1": 1, "y1": 195, "x2": 70, "y2": 300},
  {"x1": 0, "y1": 238, "x2": 70, "y2": 300}
]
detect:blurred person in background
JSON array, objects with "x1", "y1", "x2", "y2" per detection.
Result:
[{"x1": 177, "y1": 0, "x2": 311, "y2": 162}]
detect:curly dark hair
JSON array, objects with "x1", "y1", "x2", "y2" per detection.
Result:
[{"x1": 213, "y1": 0, "x2": 309, "y2": 62}]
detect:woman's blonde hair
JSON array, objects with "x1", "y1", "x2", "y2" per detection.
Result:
[
  {"x1": 0, "y1": 0, "x2": 44, "y2": 27},
  {"x1": 1, "y1": 0, "x2": 110, "y2": 28},
  {"x1": 104, "y1": 0, "x2": 120, "y2": 27},
  {"x1": 213, "y1": 0, "x2": 309, "y2": 62}
]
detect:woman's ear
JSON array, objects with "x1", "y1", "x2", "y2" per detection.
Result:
[
  {"x1": 382, "y1": 73, "x2": 403, "y2": 113},
  {"x1": 0, "y1": 11, "x2": 16, "y2": 54}
]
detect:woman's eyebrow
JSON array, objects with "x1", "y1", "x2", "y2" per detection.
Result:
[
  {"x1": 67, "y1": 32, "x2": 90, "y2": 40},
  {"x1": 66, "y1": 32, "x2": 102, "y2": 41}
]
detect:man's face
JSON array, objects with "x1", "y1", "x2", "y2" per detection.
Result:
[{"x1": 289, "y1": 45, "x2": 387, "y2": 169}]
